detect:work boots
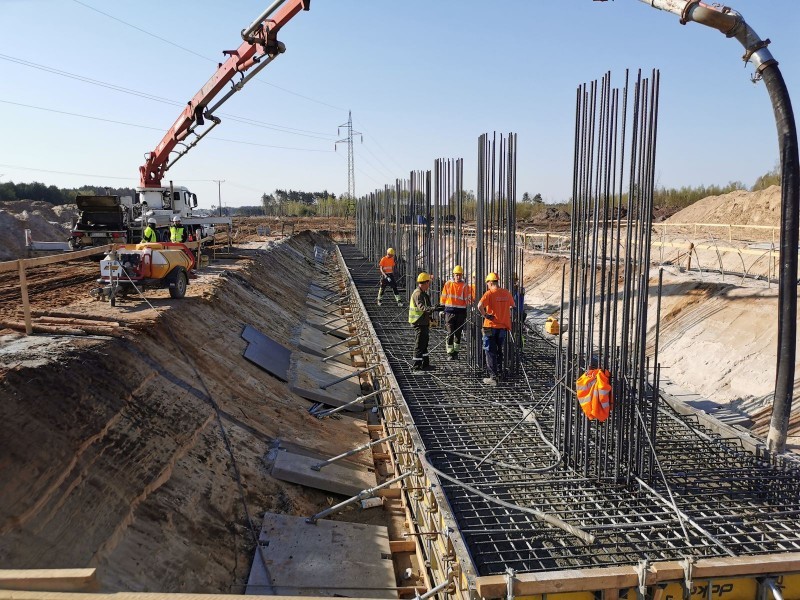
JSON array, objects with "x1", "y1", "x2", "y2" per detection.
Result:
[
  {"x1": 421, "y1": 355, "x2": 436, "y2": 371},
  {"x1": 482, "y1": 375, "x2": 498, "y2": 387},
  {"x1": 376, "y1": 294, "x2": 382, "y2": 306},
  {"x1": 394, "y1": 294, "x2": 402, "y2": 306}
]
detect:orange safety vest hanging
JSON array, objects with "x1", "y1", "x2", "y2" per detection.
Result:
[{"x1": 575, "y1": 369, "x2": 613, "y2": 422}]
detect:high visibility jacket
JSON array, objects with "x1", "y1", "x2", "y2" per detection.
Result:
[
  {"x1": 170, "y1": 226, "x2": 185, "y2": 243},
  {"x1": 576, "y1": 369, "x2": 613, "y2": 422},
  {"x1": 408, "y1": 288, "x2": 431, "y2": 325},
  {"x1": 379, "y1": 255, "x2": 395, "y2": 274},
  {"x1": 440, "y1": 280, "x2": 473, "y2": 311},
  {"x1": 142, "y1": 226, "x2": 157, "y2": 243}
]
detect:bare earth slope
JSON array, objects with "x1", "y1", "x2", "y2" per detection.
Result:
[
  {"x1": 666, "y1": 185, "x2": 782, "y2": 226},
  {"x1": 0, "y1": 232, "x2": 373, "y2": 592}
]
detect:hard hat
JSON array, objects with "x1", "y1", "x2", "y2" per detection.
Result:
[
  {"x1": 172, "y1": 215, "x2": 181, "y2": 223},
  {"x1": 147, "y1": 218, "x2": 157, "y2": 224},
  {"x1": 416, "y1": 272, "x2": 431, "y2": 284},
  {"x1": 452, "y1": 265, "x2": 464, "y2": 275},
  {"x1": 387, "y1": 247, "x2": 395, "y2": 256},
  {"x1": 485, "y1": 272, "x2": 500, "y2": 282}
]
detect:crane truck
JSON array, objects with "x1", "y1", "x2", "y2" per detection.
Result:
[{"x1": 73, "y1": 0, "x2": 311, "y2": 250}]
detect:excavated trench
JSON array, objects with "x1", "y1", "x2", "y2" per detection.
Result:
[
  {"x1": 0, "y1": 232, "x2": 382, "y2": 592},
  {"x1": 2, "y1": 230, "x2": 800, "y2": 595}
]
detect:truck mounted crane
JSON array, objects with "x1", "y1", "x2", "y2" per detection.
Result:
[{"x1": 71, "y1": 0, "x2": 311, "y2": 248}]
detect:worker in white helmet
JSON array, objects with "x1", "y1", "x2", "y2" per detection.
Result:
[
  {"x1": 169, "y1": 215, "x2": 187, "y2": 243},
  {"x1": 142, "y1": 218, "x2": 158, "y2": 243}
]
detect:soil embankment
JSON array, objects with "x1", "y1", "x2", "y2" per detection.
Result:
[{"x1": 0, "y1": 232, "x2": 373, "y2": 592}]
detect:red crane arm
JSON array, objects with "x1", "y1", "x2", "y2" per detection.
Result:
[{"x1": 139, "y1": 0, "x2": 310, "y2": 188}]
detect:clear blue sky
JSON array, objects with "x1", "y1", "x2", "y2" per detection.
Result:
[{"x1": 0, "y1": 0, "x2": 798, "y2": 209}]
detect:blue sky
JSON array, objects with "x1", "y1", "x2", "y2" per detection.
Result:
[{"x1": 0, "y1": 0, "x2": 798, "y2": 209}]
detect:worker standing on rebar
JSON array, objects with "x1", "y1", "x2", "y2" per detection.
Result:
[
  {"x1": 477, "y1": 272, "x2": 515, "y2": 386},
  {"x1": 377, "y1": 247, "x2": 401, "y2": 306},
  {"x1": 439, "y1": 265, "x2": 473, "y2": 360},
  {"x1": 142, "y1": 218, "x2": 158, "y2": 243},
  {"x1": 408, "y1": 272, "x2": 436, "y2": 373}
]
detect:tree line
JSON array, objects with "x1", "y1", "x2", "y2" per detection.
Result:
[{"x1": 0, "y1": 181, "x2": 135, "y2": 204}]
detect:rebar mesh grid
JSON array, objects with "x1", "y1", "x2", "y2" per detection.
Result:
[{"x1": 341, "y1": 244, "x2": 800, "y2": 577}]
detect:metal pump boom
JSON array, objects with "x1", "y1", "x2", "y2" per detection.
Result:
[{"x1": 138, "y1": 0, "x2": 310, "y2": 188}]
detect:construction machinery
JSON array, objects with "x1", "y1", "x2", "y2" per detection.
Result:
[
  {"x1": 69, "y1": 0, "x2": 311, "y2": 251},
  {"x1": 129, "y1": 0, "x2": 311, "y2": 238},
  {"x1": 93, "y1": 242, "x2": 195, "y2": 306}
]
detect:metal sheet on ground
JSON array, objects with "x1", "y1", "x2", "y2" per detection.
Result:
[
  {"x1": 271, "y1": 450, "x2": 377, "y2": 496},
  {"x1": 241, "y1": 325, "x2": 291, "y2": 382},
  {"x1": 289, "y1": 353, "x2": 363, "y2": 411},
  {"x1": 246, "y1": 512, "x2": 395, "y2": 597},
  {"x1": 309, "y1": 283, "x2": 338, "y2": 299},
  {"x1": 306, "y1": 311, "x2": 351, "y2": 340},
  {"x1": 296, "y1": 324, "x2": 355, "y2": 365}
]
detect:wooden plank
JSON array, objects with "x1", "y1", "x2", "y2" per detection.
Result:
[
  {"x1": 0, "y1": 568, "x2": 97, "y2": 592},
  {"x1": 18, "y1": 262, "x2": 32, "y2": 335},
  {"x1": 476, "y1": 552, "x2": 800, "y2": 597},
  {"x1": 22, "y1": 245, "x2": 112, "y2": 269},
  {"x1": 389, "y1": 540, "x2": 417, "y2": 553}
]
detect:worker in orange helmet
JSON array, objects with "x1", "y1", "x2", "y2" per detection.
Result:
[
  {"x1": 439, "y1": 264, "x2": 473, "y2": 360},
  {"x1": 377, "y1": 247, "x2": 401, "y2": 306},
  {"x1": 477, "y1": 272, "x2": 515, "y2": 386}
]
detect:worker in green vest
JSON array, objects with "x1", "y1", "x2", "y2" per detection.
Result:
[
  {"x1": 408, "y1": 272, "x2": 436, "y2": 373},
  {"x1": 169, "y1": 215, "x2": 187, "y2": 243},
  {"x1": 142, "y1": 218, "x2": 158, "y2": 243}
]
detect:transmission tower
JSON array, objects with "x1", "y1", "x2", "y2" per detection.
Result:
[{"x1": 336, "y1": 110, "x2": 362, "y2": 202}]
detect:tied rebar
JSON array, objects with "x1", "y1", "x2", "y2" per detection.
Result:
[{"x1": 557, "y1": 69, "x2": 662, "y2": 483}]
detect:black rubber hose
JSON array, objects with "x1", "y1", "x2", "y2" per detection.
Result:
[{"x1": 762, "y1": 63, "x2": 800, "y2": 453}]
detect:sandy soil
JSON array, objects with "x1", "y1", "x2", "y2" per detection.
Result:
[{"x1": 0, "y1": 232, "x2": 384, "y2": 592}]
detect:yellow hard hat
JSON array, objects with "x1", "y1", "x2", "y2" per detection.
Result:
[
  {"x1": 485, "y1": 272, "x2": 499, "y2": 282},
  {"x1": 416, "y1": 272, "x2": 431, "y2": 283},
  {"x1": 452, "y1": 265, "x2": 464, "y2": 275},
  {"x1": 386, "y1": 247, "x2": 395, "y2": 256}
]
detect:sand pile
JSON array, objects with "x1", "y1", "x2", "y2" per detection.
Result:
[
  {"x1": 667, "y1": 185, "x2": 782, "y2": 226},
  {"x1": 0, "y1": 201, "x2": 76, "y2": 261}
]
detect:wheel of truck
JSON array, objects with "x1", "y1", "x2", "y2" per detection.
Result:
[{"x1": 169, "y1": 268, "x2": 188, "y2": 299}]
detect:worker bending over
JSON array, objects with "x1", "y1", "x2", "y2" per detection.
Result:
[
  {"x1": 408, "y1": 272, "x2": 437, "y2": 373},
  {"x1": 377, "y1": 247, "x2": 402, "y2": 306},
  {"x1": 477, "y1": 272, "x2": 515, "y2": 387},
  {"x1": 439, "y1": 265, "x2": 473, "y2": 360}
]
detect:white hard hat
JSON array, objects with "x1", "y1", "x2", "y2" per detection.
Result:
[
  {"x1": 147, "y1": 218, "x2": 157, "y2": 224},
  {"x1": 172, "y1": 215, "x2": 181, "y2": 222}
]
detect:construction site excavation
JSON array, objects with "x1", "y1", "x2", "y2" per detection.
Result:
[{"x1": 2, "y1": 1, "x2": 800, "y2": 599}]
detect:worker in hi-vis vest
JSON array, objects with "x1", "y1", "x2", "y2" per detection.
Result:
[
  {"x1": 408, "y1": 272, "x2": 437, "y2": 373},
  {"x1": 377, "y1": 247, "x2": 401, "y2": 306},
  {"x1": 477, "y1": 272, "x2": 515, "y2": 387},
  {"x1": 142, "y1": 218, "x2": 158, "y2": 243},
  {"x1": 169, "y1": 215, "x2": 187, "y2": 243},
  {"x1": 439, "y1": 265, "x2": 473, "y2": 361}
]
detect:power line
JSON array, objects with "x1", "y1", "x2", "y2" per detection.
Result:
[
  {"x1": 70, "y1": 0, "x2": 347, "y2": 112},
  {"x1": 0, "y1": 99, "x2": 334, "y2": 152},
  {"x1": 0, "y1": 53, "x2": 337, "y2": 139}
]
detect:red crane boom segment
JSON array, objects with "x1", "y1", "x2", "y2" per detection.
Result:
[{"x1": 139, "y1": 0, "x2": 310, "y2": 188}]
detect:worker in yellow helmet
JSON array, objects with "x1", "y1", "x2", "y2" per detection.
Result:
[
  {"x1": 477, "y1": 272, "x2": 515, "y2": 386},
  {"x1": 408, "y1": 272, "x2": 436, "y2": 373},
  {"x1": 377, "y1": 247, "x2": 401, "y2": 306},
  {"x1": 439, "y1": 265, "x2": 473, "y2": 360}
]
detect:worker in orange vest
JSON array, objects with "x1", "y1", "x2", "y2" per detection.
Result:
[
  {"x1": 439, "y1": 265, "x2": 473, "y2": 360},
  {"x1": 575, "y1": 368, "x2": 613, "y2": 422},
  {"x1": 377, "y1": 247, "x2": 401, "y2": 306},
  {"x1": 477, "y1": 272, "x2": 515, "y2": 386}
]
